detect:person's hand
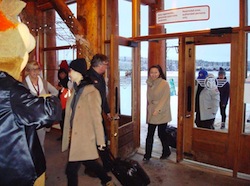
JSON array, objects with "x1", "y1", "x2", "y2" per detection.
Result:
[
  {"x1": 98, "y1": 144, "x2": 106, "y2": 151},
  {"x1": 39, "y1": 94, "x2": 51, "y2": 98}
]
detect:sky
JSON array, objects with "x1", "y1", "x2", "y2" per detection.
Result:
[
  {"x1": 55, "y1": 1, "x2": 243, "y2": 63},
  {"x1": 119, "y1": 0, "x2": 239, "y2": 61}
]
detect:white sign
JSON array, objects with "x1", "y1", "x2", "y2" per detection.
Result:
[{"x1": 156, "y1": 5, "x2": 210, "y2": 24}]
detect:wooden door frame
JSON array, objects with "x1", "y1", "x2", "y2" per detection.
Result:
[
  {"x1": 180, "y1": 33, "x2": 250, "y2": 178},
  {"x1": 108, "y1": 35, "x2": 141, "y2": 158},
  {"x1": 182, "y1": 34, "x2": 234, "y2": 167}
]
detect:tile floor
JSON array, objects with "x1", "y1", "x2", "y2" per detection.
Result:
[{"x1": 44, "y1": 129, "x2": 250, "y2": 186}]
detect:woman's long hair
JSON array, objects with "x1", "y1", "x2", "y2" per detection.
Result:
[{"x1": 148, "y1": 65, "x2": 166, "y2": 80}]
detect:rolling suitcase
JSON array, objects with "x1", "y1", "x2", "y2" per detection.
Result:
[
  {"x1": 108, "y1": 150, "x2": 150, "y2": 186},
  {"x1": 165, "y1": 125, "x2": 177, "y2": 148}
]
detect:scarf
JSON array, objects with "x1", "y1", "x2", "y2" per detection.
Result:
[{"x1": 25, "y1": 75, "x2": 45, "y2": 96}]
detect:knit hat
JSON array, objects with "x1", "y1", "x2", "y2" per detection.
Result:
[
  {"x1": 69, "y1": 58, "x2": 87, "y2": 77},
  {"x1": 59, "y1": 60, "x2": 69, "y2": 72},
  {"x1": 197, "y1": 69, "x2": 208, "y2": 79},
  {"x1": 218, "y1": 67, "x2": 226, "y2": 76}
]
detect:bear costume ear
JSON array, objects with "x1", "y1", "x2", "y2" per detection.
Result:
[
  {"x1": 0, "y1": 0, "x2": 35, "y2": 80},
  {"x1": 0, "y1": 0, "x2": 26, "y2": 30}
]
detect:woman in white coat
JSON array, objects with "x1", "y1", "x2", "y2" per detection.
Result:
[{"x1": 195, "y1": 71, "x2": 220, "y2": 129}]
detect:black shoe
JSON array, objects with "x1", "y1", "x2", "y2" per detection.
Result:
[
  {"x1": 220, "y1": 125, "x2": 225, "y2": 129},
  {"x1": 142, "y1": 157, "x2": 150, "y2": 161},
  {"x1": 84, "y1": 168, "x2": 97, "y2": 178},
  {"x1": 104, "y1": 166, "x2": 112, "y2": 172},
  {"x1": 56, "y1": 136, "x2": 62, "y2": 141},
  {"x1": 160, "y1": 153, "x2": 171, "y2": 160}
]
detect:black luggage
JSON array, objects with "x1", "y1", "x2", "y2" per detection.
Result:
[
  {"x1": 166, "y1": 125, "x2": 177, "y2": 148},
  {"x1": 108, "y1": 150, "x2": 150, "y2": 186}
]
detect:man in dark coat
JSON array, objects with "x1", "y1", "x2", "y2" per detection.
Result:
[{"x1": 85, "y1": 54, "x2": 113, "y2": 174}]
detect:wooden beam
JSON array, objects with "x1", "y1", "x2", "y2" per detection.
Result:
[
  {"x1": 124, "y1": 0, "x2": 156, "y2": 5},
  {"x1": 23, "y1": 0, "x2": 76, "y2": 11},
  {"x1": 49, "y1": 0, "x2": 84, "y2": 35},
  {"x1": 141, "y1": 0, "x2": 156, "y2": 5}
]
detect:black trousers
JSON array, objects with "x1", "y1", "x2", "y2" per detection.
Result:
[
  {"x1": 144, "y1": 123, "x2": 170, "y2": 159},
  {"x1": 84, "y1": 119, "x2": 112, "y2": 173},
  {"x1": 66, "y1": 160, "x2": 111, "y2": 186},
  {"x1": 195, "y1": 112, "x2": 215, "y2": 129},
  {"x1": 98, "y1": 118, "x2": 112, "y2": 171},
  {"x1": 219, "y1": 103, "x2": 227, "y2": 122},
  {"x1": 59, "y1": 109, "x2": 66, "y2": 133}
]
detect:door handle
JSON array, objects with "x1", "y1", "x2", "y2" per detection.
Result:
[
  {"x1": 187, "y1": 86, "x2": 192, "y2": 112},
  {"x1": 115, "y1": 87, "x2": 118, "y2": 113}
]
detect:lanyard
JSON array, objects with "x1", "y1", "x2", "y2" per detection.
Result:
[{"x1": 32, "y1": 83, "x2": 40, "y2": 96}]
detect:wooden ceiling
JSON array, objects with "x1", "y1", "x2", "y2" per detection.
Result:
[
  {"x1": 22, "y1": 0, "x2": 156, "y2": 11},
  {"x1": 23, "y1": 0, "x2": 75, "y2": 10}
]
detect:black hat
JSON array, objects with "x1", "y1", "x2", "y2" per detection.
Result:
[
  {"x1": 218, "y1": 67, "x2": 226, "y2": 76},
  {"x1": 69, "y1": 58, "x2": 87, "y2": 77}
]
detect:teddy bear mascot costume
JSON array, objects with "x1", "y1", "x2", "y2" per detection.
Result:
[{"x1": 0, "y1": 0, "x2": 62, "y2": 186}]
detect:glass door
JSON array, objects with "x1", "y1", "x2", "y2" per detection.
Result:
[{"x1": 182, "y1": 33, "x2": 237, "y2": 171}]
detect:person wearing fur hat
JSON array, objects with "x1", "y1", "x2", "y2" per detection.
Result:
[
  {"x1": 0, "y1": 0, "x2": 62, "y2": 185},
  {"x1": 217, "y1": 67, "x2": 230, "y2": 129},
  {"x1": 195, "y1": 70, "x2": 220, "y2": 129},
  {"x1": 62, "y1": 58, "x2": 115, "y2": 186}
]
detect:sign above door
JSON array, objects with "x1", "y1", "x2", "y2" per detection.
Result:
[{"x1": 156, "y1": 5, "x2": 210, "y2": 25}]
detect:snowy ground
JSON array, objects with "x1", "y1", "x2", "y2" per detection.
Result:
[{"x1": 119, "y1": 70, "x2": 250, "y2": 140}]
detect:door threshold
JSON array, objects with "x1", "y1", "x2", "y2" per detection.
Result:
[{"x1": 182, "y1": 159, "x2": 233, "y2": 177}]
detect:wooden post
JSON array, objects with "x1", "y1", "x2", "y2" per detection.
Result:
[{"x1": 148, "y1": 0, "x2": 166, "y2": 71}]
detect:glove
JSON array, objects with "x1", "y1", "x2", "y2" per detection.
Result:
[{"x1": 98, "y1": 144, "x2": 106, "y2": 151}]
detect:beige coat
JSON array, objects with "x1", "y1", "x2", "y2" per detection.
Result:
[
  {"x1": 62, "y1": 85, "x2": 105, "y2": 161},
  {"x1": 147, "y1": 77, "x2": 172, "y2": 125}
]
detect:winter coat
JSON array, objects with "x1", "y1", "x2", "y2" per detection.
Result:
[
  {"x1": 199, "y1": 87, "x2": 220, "y2": 121},
  {"x1": 86, "y1": 67, "x2": 110, "y2": 114},
  {"x1": 62, "y1": 81, "x2": 105, "y2": 161},
  {"x1": 217, "y1": 77, "x2": 230, "y2": 106},
  {"x1": 146, "y1": 77, "x2": 172, "y2": 125},
  {"x1": 0, "y1": 71, "x2": 62, "y2": 186}
]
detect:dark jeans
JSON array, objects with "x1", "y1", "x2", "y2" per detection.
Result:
[
  {"x1": 59, "y1": 109, "x2": 66, "y2": 133},
  {"x1": 98, "y1": 118, "x2": 111, "y2": 171},
  {"x1": 219, "y1": 103, "x2": 227, "y2": 122},
  {"x1": 66, "y1": 160, "x2": 111, "y2": 186},
  {"x1": 144, "y1": 123, "x2": 170, "y2": 159},
  {"x1": 195, "y1": 112, "x2": 215, "y2": 129},
  {"x1": 99, "y1": 147, "x2": 112, "y2": 171}
]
